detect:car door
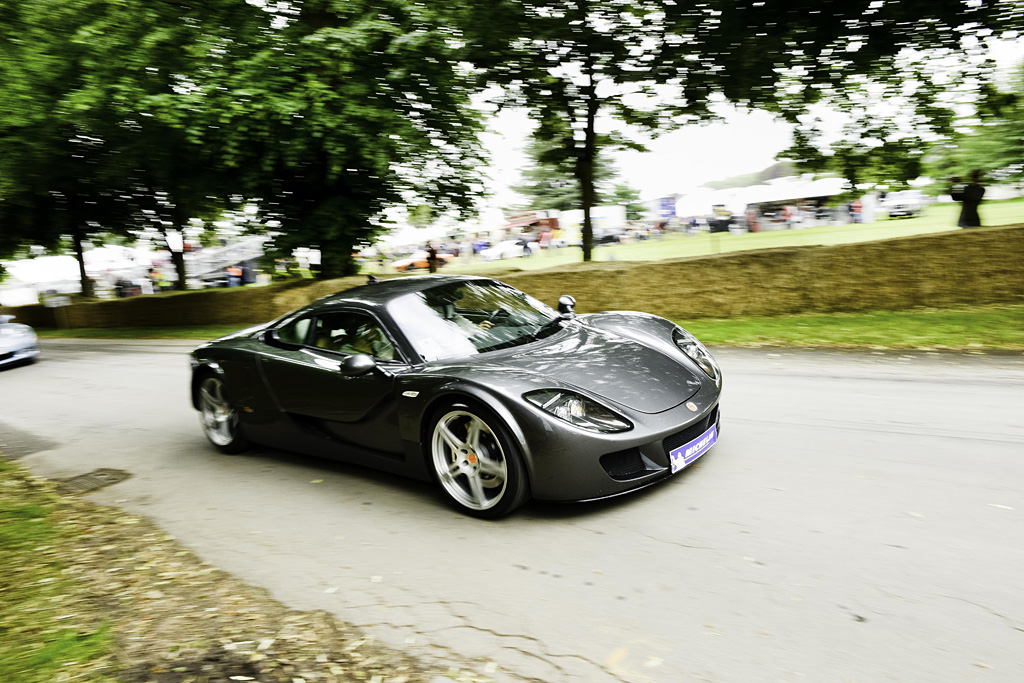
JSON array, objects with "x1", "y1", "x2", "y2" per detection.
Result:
[{"x1": 258, "y1": 309, "x2": 407, "y2": 455}]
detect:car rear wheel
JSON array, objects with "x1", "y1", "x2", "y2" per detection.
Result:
[
  {"x1": 429, "y1": 400, "x2": 530, "y2": 519},
  {"x1": 198, "y1": 375, "x2": 249, "y2": 454}
]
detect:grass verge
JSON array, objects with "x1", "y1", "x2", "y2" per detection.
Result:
[
  {"x1": 0, "y1": 459, "x2": 114, "y2": 683},
  {"x1": 676, "y1": 304, "x2": 1024, "y2": 350},
  {"x1": 33, "y1": 304, "x2": 1024, "y2": 350}
]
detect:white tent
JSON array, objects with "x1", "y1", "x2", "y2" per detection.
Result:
[
  {"x1": 0, "y1": 255, "x2": 82, "y2": 306},
  {"x1": 735, "y1": 176, "x2": 848, "y2": 206},
  {"x1": 3, "y1": 255, "x2": 81, "y2": 284},
  {"x1": 83, "y1": 245, "x2": 155, "y2": 276},
  {"x1": 673, "y1": 176, "x2": 850, "y2": 218}
]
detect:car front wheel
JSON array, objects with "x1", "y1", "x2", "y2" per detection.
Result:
[
  {"x1": 429, "y1": 400, "x2": 530, "y2": 519},
  {"x1": 198, "y1": 374, "x2": 249, "y2": 454}
]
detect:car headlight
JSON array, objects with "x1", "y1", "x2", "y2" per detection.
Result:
[
  {"x1": 672, "y1": 328, "x2": 720, "y2": 383},
  {"x1": 524, "y1": 389, "x2": 632, "y2": 433}
]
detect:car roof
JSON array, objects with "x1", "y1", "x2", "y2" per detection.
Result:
[{"x1": 312, "y1": 274, "x2": 493, "y2": 311}]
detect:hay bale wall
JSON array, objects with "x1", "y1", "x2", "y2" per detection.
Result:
[
  {"x1": 501, "y1": 224, "x2": 1024, "y2": 318},
  {"x1": 4, "y1": 225, "x2": 1021, "y2": 328}
]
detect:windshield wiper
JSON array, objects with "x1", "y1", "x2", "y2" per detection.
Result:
[
  {"x1": 475, "y1": 318, "x2": 565, "y2": 353},
  {"x1": 531, "y1": 317, "x2": 564, "y2": 340}
]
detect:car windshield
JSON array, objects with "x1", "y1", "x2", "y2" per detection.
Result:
[{"x1": 388, "y1": 281, "x2": 563, "y2": 361}]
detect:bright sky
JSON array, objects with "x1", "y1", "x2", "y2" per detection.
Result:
[{"x1": 481, "y1": 106, "x2": 794, "y2": 207}]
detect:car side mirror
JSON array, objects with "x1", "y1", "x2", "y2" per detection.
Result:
[
  {"x1": 341, "y1": 353, "x2": 376, "y2": 377},
  {"x1": 557, "y1": 295, "x2": 576, "y2": 319}
]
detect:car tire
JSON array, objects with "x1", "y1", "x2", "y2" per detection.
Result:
[
  {"x1": 197, "y1": 374, "x2": 249, "y2": 454},
  {"x1": 427, "y1": 398, "x2": 530, "y2": 519}
]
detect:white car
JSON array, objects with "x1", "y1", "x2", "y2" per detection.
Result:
[
  {"x1": 479, "y1": 240, "x2": 536, "y2": 261},
  {"x1": 0, "y1": 315, "x2": 40, "y2": 368},
  {"x1": 882, "y1": 190, "x2": 927, "y2": 218}
]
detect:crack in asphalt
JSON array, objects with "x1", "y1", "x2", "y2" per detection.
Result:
[
  {"x1": 433, "y1": 598, "x2": 632, "y2": 683},
  {"x1": 335, "y1": 588, "x2": 621, "y2": 682},
  {"x1": 941, "y1": 595, "x2": 1024, "y2": 633},
  {"x1": 871, "y1": 586, "x2": 920, "y2": 604},
  {"x1": 423, "y1": 626, "x2": 631, "y2": 683},
  {"x1": 339, "y1": 599, "x2": 479, "y2": 612},
  {"x1": 632, "y1": 529, "x2": 716, "y2": 551}
]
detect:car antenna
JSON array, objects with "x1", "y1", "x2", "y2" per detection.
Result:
[{"x1": 367, "y1": 274, "x2": 379, "y2": 284}]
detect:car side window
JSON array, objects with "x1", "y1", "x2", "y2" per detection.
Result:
[
  {"x1": 277, "y1": 317, "x2": 312, "y2": 346},
  {"x1": 312, "y1": 311, "x2": 396, "y2": 361}
]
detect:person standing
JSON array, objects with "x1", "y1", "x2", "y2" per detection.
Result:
[
  {"x1": 851, "y1": 198, "x2": 863, "y2": 224},
  {"x1": 426, "y1": 243, "x2": 439, "y2": 273},
  {"x1": 954, "y1": 169, "x2": 986, "y2": 228}
]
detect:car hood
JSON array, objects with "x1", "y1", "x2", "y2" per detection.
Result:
[{"x1": 478, "y1": 323, "x2": 703, "y2": 414}]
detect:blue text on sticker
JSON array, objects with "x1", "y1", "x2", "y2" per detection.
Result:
[{"x1": 669, "y1": 424, "x2": 717, "y2": 473}]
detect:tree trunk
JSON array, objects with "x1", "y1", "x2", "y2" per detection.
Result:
[
  {"x1": 71, "y1": 225, "x2": 94, "y2": 298},
  {"x1": 578, "y1": 38, "x2": 598, "y2": 263},
  {"x1": 170, "y1": 249, "x2": 187, "y2": 291},
  {"x1": 163, "y1": 212, "x2": 188, "y2": 291},
  {"x1": 580, "y1": 106, "x2": 597, "y2": 263},
  {"x1": 318, "y1": 239, "x2": 358, "y2": 279}
]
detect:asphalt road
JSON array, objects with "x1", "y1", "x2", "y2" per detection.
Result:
[{"x1": 2, "y1": 339, "x2": 1023, "y2": 682}]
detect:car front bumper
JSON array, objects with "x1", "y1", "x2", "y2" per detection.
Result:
[
  {"x1": 0, "y1": 344, "x2": 40, "y2": 367},
  {"x1": 514, "y1": 380, "x2": 723, "y2": 502}
]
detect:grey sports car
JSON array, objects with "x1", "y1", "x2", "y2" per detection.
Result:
[
  {"x1": 0, "y1": 315, "x2": 40, "y2": 368},
  {"x1": 190, "y1": 275, "x2": 722, "y2": 518}
]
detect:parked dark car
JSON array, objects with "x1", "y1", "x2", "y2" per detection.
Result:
[
  {"x1": 571, "y1": 227, "x2": 625, "y2": 248},
  {"x1": 190, "y1": 275, "x2": 722, "y2": 518}
]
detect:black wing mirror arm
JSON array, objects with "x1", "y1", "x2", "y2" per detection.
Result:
[{"x1": 263, "y1": 328, "x2": 301, "y2": 350}]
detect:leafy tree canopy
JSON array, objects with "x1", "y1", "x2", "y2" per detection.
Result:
[
  {"x1": 932, "y1": 60, "x2": 1024, "y2": 186},
  {"x1": 163, "y1": 0, "x2": 488, "y2": 278},
  {"x1": 791, "y1": 57, "x2": 1024, "y2": 191},
  {"x1": 0, "y1": 0, "x2": 259, "y2": 292},
  {"x1": 1, "y1": 0, "x2": 488, "y2": 287}
]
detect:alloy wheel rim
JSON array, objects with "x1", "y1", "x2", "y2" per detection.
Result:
[
  {"x1": 199, "y1": 377, "x2": 237, "y2": 446},
  {"x1": 432, "y1": 410, "x2": 507, "y2": 510}
]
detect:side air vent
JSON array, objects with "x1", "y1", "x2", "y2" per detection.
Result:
[{"x1": 600, "y1": 448, "x2": 649, "y2": 481}]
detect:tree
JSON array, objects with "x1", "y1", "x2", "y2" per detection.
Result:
[
  {"x1": 459, "y1": 1, "x2": 1023, "y2": 259},
  {"x1": 510, "y1": 136, "x2": 618, "y2": 212},
  {"x1": 610, "y1": 183, "x2": 644, "y2": 222},
  {"x1": 1, "y1": 1, "x2": 126, "y2": 296},
  {"x1": 950, "y1": 60, "x2": 1024, "y2": 186},
  {"x1": 0, "y1": 0, "x2": 257, "y2": 294},
  {"x1": 2, "y1": 0, "x2": 486, "y2": 288},
  {"x1": 169, "y1": 0, "x2": 488, "y2": 279}
]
